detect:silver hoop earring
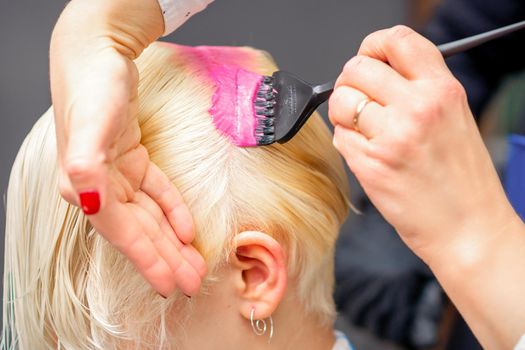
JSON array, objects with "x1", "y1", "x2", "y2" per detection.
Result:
[{"x1": 250, "y1": 307, "x2": 274, "y2": 343}]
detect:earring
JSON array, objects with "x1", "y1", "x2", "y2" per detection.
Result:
[{"x1": 250, "y1": 307, "x2": 274, "y2": 344}]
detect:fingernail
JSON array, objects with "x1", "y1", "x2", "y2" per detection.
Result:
[{"x1": 79, "y1": 191, "x2": 100, "y2": 215}]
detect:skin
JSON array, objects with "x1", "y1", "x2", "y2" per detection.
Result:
[
  {"x1": 50, "y1": 0, "x2": 206, "y2": 297},
  {"x1": 328, "y1": 25, "x2": 525, "y2": 349},
  {"x1": 177, "y1": 231, "x2": 336, "y2": 350}
]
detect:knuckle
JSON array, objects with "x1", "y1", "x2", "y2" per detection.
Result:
[
  {"x1": 410, "y1": 99, "x2": 429, "y2": 118},
  {"x1": 362, "y1": 31, "x2": 377, "y2": 46},
  {"x1": 359, "y1": 31, "x2": 380, "y2": 53},
  {"x1": 64, "y1": 158, "x2": 99, "y2": 181},
  {"x1": 370, "y1": 140, "x2": 407, "y2": 168},
  {"x1": 58, "y1": 181, "x2": 69, "y2": 197},
  {"x1": 391, "y1": 135, "x2": 416, "y2": 160},
  {"x1": 328, "y1": 88, "x2": 344, "y2": 113},
  {"x1": 136, "y1": 144, "x2": 150, "y2": 161},
  {"x1": 58, "y1": 181, "x2": 76, "y2": 203},
  {"x1": 328, "y1": 98, "x2": 338, "y2": 125},
  {"x1": 438, "y1": 77, "x2": 467, "y2": 101},
  {"x1": 410, "y1": 96, "x2": 442, "y2": 124},
  {"x1": 388, "y1": 25, "x2": 415, "y2": 40},
  {"x1": 343, "y1": 55, "x2": 366, "y2": 75},
  {"x1": 407, "y1": 77, "x2": 467, "y2": 126},
  {"x1": 329, "y1": 90, "x2": 351, "y2": 126}
]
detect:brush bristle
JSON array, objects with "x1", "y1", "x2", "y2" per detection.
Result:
[{"x1": 254, "y1": 76, "x2": 277, "y2": 145}]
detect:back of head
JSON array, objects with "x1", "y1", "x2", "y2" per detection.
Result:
[{"x1": 2, "y1": 42, "x2": 349, "y2": 349}]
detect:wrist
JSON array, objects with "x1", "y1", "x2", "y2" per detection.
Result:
[
  {"x1": 425, "y1": 211, "x2": 525, "y2": 348},
  {"x1": 53, "y1": 0, "x2": 163, "y2": 59},
  {"x1": 426, "y1": 209, "x2": 524, "y2": 282}
]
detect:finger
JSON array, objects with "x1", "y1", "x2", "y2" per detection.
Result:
[
  {"x1": 333, "y1": 125, "x2": 370, "y2": 177},
  {"x1": 160, "y1": 216, "x2": 182, "y2": 248},
  {"x1": 335, "y1": 55, "x2": 409, "y2": 105},
  {"x1": 159, "y1": 218, "x2": 207, "y2": 277},
  {"x1": 124, "y1": 234, "x2": 179, "y2": 297},
  {"x1": 159, "y1": 218, "x2": 207, "y2": 279},
  {"x1": 55, "y1": 110, "x2": 78, "y2": 206},
  {"x1": 130, "y1": 201, "x2": 202, "y2": 296},
  {"x1": 64, "y1": 121, "x2": 114, "y2": 215},
  {"x1": 329, "y1": 86, "x2": 368, "y2": 128},
  {"x1": 358, "y1": 25, "x2": 449, "y2": 79},
  {"x1": 88, "y1": 200, "x2": 178, "y2": 297},
  {"x1": 352, "y1": 101, "x2": 388, "y2": 139},
  {"x1": 64, "y1": 75, "x2": 131, "y2": 215},
  {"x1": 180, "y1": 243, "x2": 208, "y2": 278},
  {"x1": 113, "y1": 144, "x2": 150, "y2": 202},
  {"x1": 137, "y1": 191, "x2": 207, "y2": 279},
  {"x1": 58, "y1": 167, "x2": 78, "y2": 205},
  {"x1": 329, "y1": 85, "x2": 389, "y2": 139},
  {"x1": 141, "y1": 162, "x2": 195, "y2": 244}
]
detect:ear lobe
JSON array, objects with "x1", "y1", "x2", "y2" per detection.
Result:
[{"x1": 231, "y1": 231, "x2": 287, "y2": 321}]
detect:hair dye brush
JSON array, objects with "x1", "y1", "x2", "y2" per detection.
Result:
[{"x1": 253, "y1": 20, "x2": 525, "y2": 146}]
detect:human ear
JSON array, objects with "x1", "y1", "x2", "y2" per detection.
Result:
[{"x1": 231, "y1": 231, "x2": 287, "y2": 321}]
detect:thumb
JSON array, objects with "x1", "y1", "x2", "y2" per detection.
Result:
[
  {"x1": 64, "y1": 151, "x2": 108, "y2": 216},
  {"x1": 63, "y1": 106, "x2": 117, "y2": 215},
  {"x1": 56, "y1": 52, "x2": 135, "y2": 216}
]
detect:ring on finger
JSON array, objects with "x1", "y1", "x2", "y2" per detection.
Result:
[{"x1": 353, "y1": 97, "x2": 372, "y2": 132}]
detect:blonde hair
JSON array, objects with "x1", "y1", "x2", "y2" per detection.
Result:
[{"x1": 2, "y1": 42, "x2": 349, "y2": 349}]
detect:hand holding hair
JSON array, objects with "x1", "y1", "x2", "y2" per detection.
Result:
[
  {"x1": 50, "y1": 0, "x2": 207, "y2": 297},
  {"x1": 329, "y1": 25, "x2": 525, "y2": 348}
]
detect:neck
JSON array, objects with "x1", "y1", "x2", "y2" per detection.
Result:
[
  {"x1": 177, "y1": 273, "x2": 336, "y2": 350},
  {"x1": 268, "y1": 293, "x2": 336, "y2": 350}
]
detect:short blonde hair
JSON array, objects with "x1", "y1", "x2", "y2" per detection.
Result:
[{"x1": 2, "y1": 42, "x2": 349, "y2": 349}]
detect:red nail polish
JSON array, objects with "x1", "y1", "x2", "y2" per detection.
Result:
[{"x1": 79, "y1": 191, "x2": 100, "y2": 215}]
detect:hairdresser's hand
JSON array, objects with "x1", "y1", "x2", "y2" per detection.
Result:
[
  {"x1": 329, "y1": 26, "x2": 525, "y2": 348},
  {"x1": 329, "y1": 25, "x2": 521, "y2": 264},
  {"x1": 50, "y1": 0, "x2": 206, "y2": 297}
]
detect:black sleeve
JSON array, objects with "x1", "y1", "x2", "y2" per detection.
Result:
[{"x1": 423, "y1": 0, "x2": 525, "y2": 118}]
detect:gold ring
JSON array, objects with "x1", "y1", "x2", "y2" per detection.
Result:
[{"x1": 353, "y1": 98, "x2": 371, "y2": 132}]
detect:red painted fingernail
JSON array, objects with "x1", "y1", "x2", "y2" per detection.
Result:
[{"x1": 79, "y1": 191, "x2": 100, "y2": 215}]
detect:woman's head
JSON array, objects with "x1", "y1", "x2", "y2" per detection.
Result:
[{"x1": 2, "y1": 42, "x2": 349, "y2": 349}]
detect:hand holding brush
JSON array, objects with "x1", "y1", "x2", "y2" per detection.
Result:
[
  {"x1": 328, "y1": 24, "x2": 525, "y2": 350},
  {"x1": 252, "y1": 20, "x2": 525, "y2": 146}
]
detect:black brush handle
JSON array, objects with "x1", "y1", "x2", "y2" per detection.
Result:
[
  {"x1": 438, "y1": 20, "x2": 525, "y2": 58},
  {"x1": 313, "y1": 81, "x2": 335, "y2": 105},
  {"x1": 314, "y1": 19, "x2": 525, "y2": 98}
]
